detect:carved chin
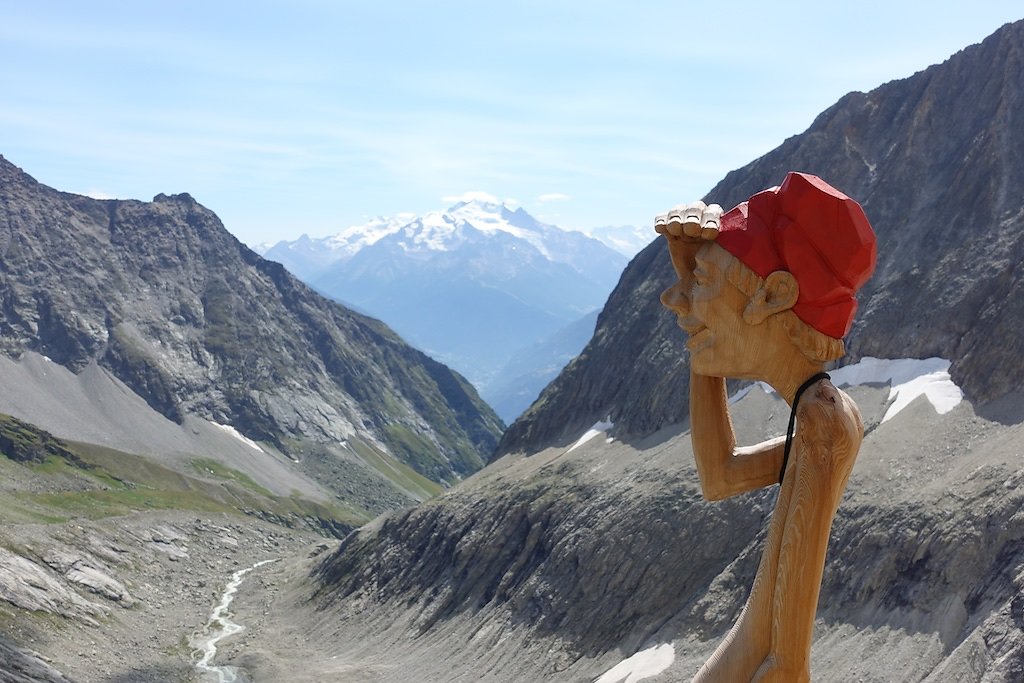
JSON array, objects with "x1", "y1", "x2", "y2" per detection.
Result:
[{"x1": 686, "y1": 328, "x2": 712, "y2": 355}]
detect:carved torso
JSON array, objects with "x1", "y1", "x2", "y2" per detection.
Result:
[{"x1": 692, "y1": 380, "x2": 864, "y2": 683}]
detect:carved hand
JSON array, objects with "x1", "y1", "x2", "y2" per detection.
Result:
[{"x1": 654, "y1": 201, "x2": 723, "y2": 281}]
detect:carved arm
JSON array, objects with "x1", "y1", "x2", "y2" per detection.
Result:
[{"x1": 689, "y1": 372, "x2": 785, "y2": 500}]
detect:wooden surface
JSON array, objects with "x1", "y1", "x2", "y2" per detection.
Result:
[{"x1": 656, "y1": 202, "x2": 865, "y2": 682}]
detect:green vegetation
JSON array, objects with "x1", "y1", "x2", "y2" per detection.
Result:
[
  {"x1": 383, "y1": 423, "x2": 456, "y2": 485},
  {"x1": 0, "y1": 416, "x2": 365, "y2": 535},
  {"x1": 346, "y1": 436, "x2": 445, "y2": 500},
  {"x1": 189, "y1": 457, "x2": 275, "y2": 498},
  {"x1": 28, "y1": 486, "x2": 232, "y2": 519}
]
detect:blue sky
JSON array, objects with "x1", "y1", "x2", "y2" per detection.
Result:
[{"x1": 2, "y1": 2, "x2": 1020, "y2": 246}]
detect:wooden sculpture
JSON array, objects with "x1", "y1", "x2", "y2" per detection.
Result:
[{"x1": 655, "y1": 172, "x2": 877, "y2": 683}]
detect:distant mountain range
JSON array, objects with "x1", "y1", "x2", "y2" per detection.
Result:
[{"x1": 260, "y1": 202, "x2": 639, "y2": 421}]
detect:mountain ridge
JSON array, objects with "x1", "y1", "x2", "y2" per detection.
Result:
[
  {"x1": 0, "y1": 155, "x2": 503, "y2": 488},
  {"x1": 497, "y1": 18, "x2": 1024, "y2": 457}
]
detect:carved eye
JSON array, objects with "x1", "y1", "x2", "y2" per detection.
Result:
[{"x1": 693, "y1": 261, "x2": 717, "y2": 287}]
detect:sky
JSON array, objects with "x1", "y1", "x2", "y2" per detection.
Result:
[{"x1": 2, "y1": 2, "x2": 1021, "y2": 247}]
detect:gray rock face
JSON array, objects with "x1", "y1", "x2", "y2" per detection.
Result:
[
  {"x1": 0, "y1": 636, "x2": 74, "y2": 683},
  {"x1": 0, "y1": 160, "x2": 502, "y2": 482},
  {"x1": 498, "y1": 19, "x2": 1024, "y2": 457},
  {"x1": 43, "y1": 549, "x2": 135, "y2": 606},
  {"x1": 302, "y1": 388, "x2": 1024, "y2": 682},
  {"x1": 0, "y1": 547, "x2": 107, "y2": 625}
]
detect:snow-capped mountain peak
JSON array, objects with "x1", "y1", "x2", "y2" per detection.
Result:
[
  {"x1": 260, "y1": 199, "x2": 631, "y2": 283},
  {"x1": 258, "y1": 213, "x2": 414, "y2": 276},
  {"x1": 323, "y1": 213, "x2": 413, "y2": 255},
  {"x1": 399, "y1": 212, "x2": 458, "y2": 252},
  {"x1": 439, "y1": 199, "x2": 556, "y2": 258},
  {"x1": 373, "y1": 199, "x2": 563, "y2": 258},
  {"x1": 582, "y1": 224, "x2": 653, "y2": 257}
]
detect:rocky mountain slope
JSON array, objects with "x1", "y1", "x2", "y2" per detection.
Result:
[
  {"x1": 0, "y1": 408, "x2": 341, "y2": 682},
  {"x1": 262, "y1": 200, "x2": 627, "y2": 417},
  {"x1": 222, "y1": 380, "x2": 1023, "y2": 682},
  {"x1": 257, "y1": 20, "x2": 1024, "y2": 683},
  {"x1": 0, "y1": 158, "x2": 504, "y2": 683},
  {"x1": 0, "y1": 156, "x2": 502, "y2": 493},
  {"x1": 499, "y1": 18, "x2": 1024, "y2": 455}
]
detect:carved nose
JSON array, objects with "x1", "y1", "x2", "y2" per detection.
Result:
[{"x1": 660, "y1": 281, "x2": 690, "y2": 314}]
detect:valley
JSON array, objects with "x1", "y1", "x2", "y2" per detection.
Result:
[
  {"x1": 3, "y1": 16, "x2": 1024, "y2": 683},
  {"x1": 259, "y1": 200, "x2": 635, "y2": 423},
  {"x1": 0, "y1": 498, "x2": 326, "y2": 682},
  {"x1": 164, "y1": 378, "x2": 1024, "y2": 682},
  {"x1": 0, "y1": 152, "x2": 502, "y2": 682}
]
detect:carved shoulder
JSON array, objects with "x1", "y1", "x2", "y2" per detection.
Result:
[{"x1": 793, "y1": 381, "x2": 864, "y2": 499}]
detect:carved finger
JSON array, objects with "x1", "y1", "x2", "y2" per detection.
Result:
[
  {"x1": 654, "y1": 213, "x2": 668, "y2": 235},
  {"x1": 682, "y1": 201, "x2": 705, "y2": 237},
  {"x1": 700, "y1": 203, "x2": 723, "y2": 240},
  {"x1": 664, "y1": 205, "x2": 687, "y2": 237}
]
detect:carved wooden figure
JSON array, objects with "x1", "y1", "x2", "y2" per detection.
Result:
[{"x1": 655, "y1": 173, "x2": 877, "y2": 683}]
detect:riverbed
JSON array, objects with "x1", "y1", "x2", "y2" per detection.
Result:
[{"x1": 192, "y1": 559, "x2": 279, "y2": 683}]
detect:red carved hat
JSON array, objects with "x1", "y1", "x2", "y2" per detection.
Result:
[{"x1": 715, "y1": 172, "x2": 877, "y2": 339}]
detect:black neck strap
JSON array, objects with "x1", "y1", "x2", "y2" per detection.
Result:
[{"x1": 779, "y1": 372, "x2": 831, "y2": 485}]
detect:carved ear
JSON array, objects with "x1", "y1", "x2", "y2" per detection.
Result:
[{"x1": 743, "y1": 271, "x2": 799, "y2": 325}]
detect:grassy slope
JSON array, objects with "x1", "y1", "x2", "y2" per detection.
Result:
[{"x1": 0, "y1": 413, "x2": 368, "y2": 535}]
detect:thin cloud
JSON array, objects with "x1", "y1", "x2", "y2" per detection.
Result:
[
  {"x1": 538, "y1": 193, "x2": 570, "y2": 202},
  {"x1": 441, "y1": 191, "x2": 500, "y2": 204}
]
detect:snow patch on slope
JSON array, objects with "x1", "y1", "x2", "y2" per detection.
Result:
[
  {"x1": 210, "y1": 422, "x2": 266, "y2": 453},
  {"x1": 830, "y1": 357, "x2": 962, "y2": 422},
  {"x1": 595, "y1": 643, "x2": 675, "y2": 683},
  {"x1": 724, "y1": 357, "x2": 963, "y2": 423},
  {"x1": 567, "y1": 419, "x2": 615, "y2": 453}
]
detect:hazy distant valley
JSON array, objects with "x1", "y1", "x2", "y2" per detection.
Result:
[
  {"x1": 258, "y1": 202, "x2": 649, "y2": 423},
  {"x1": 2, "y1": 18, "x2": 1024, "y2": 683}
]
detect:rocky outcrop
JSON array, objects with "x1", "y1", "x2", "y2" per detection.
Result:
[
  {"x1": 0, "y1": 160, "x2": 502, "y2": 482},
  {"x1": 299, "y1": 388, "x2": 1023, "y2": 682},
  {"x1": 0, "y1": 547, "x2": 108, "y2": 626},
  {"x1": 43, "y1": 549, "x2": 135, "y2": 607},
  {"x1": 498, "y1": 19, "x2": 1024, "y2": 456},
  {"x1": 0, "y1": 636, "x2": 74, "y2": 683},
  {"x1": 0, "y1": 415, "x2": 83, "y2": 467}
]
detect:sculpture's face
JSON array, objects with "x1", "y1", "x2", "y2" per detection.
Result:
[{"x1": 661, "y1": 243, "x2": 767, "y2": 379}]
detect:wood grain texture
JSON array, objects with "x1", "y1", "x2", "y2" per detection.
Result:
[{"x1": 656, "y1": 204, "x2": 866, "y2": 682}]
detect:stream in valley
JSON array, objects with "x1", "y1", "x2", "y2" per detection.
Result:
[{"x1": 192, "y1": 558, "x2": 278, "y2": 683}]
